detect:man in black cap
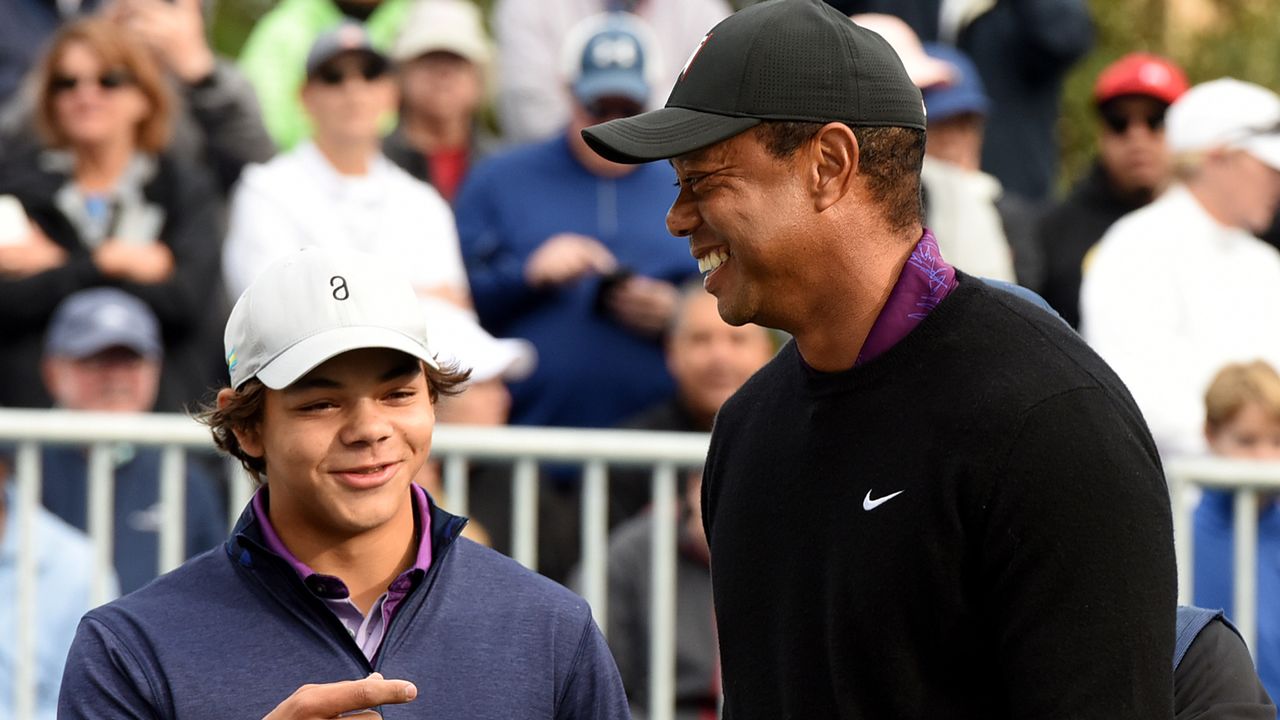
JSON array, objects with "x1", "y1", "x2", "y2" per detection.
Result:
[{"x1": 582, "y1": 1, "x2": 1176, "y2": 717}]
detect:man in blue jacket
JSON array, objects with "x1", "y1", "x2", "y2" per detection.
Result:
[{"x1": 58, "y1": 247, "x2": 629, "y2": 719}]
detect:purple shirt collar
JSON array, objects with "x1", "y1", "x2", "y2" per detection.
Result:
[
  {"x1": 251, "y1": 483, "x2": 433, "y2": 600},
  {"x1": 856, "y1": 228, "x2": 957, "y2": 366}
]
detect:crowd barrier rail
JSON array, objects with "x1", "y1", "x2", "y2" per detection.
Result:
[
  {"x1": 0, "y1": 408, "x2": 707, "y2": 720},
  {"x1": 5, "y1": 409, "x2": 1279, "y2": 717}
]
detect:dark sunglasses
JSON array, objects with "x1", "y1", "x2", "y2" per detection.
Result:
[
  {"x1": 50, "y1": 69, "x2": 134, "y2": 94},
  {"x1": 315, "y1": 58, "x2": 389, "y2": 86},
  {"x1": 1101, "y1": 110, "x2": 1164, "y2": 135}
]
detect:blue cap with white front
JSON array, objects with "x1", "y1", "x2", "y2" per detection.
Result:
[
  {"x1": 921, "y1": 43, "x2": 989, "y2": 123},
  {"x1": 45, "y1": 288, "x2": 162, "y2": 360},
  {"x1": 569, "y1": 13, "x2": 652, "y2": 106}
]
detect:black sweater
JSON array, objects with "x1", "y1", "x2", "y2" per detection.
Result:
[{"x1": 703, "y1": 274, "x2": 1175, "y2": 719}]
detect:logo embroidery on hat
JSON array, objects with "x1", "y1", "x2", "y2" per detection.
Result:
[
  {"x1": 330, "y1": 275, "x2": 349, "y2": 301},
  {"x1": 680, "y1": 32, "x2": 712, "y2": 81},
  {"x1": 591, "y1": 36, "x2": 640, "y2": 69},
  {"x1": 226, "y1": 348, "x2": 238, "y2": 371}
]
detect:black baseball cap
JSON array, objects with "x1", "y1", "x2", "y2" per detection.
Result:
[{"x1": 582, "y1": 0, "x2": 925, "y2": 164}]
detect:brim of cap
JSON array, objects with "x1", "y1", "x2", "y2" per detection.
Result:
[
  {"x1": 256, "y1": 326, "x2": 439, "y2": 390},
  {"x1": 393, "y1": 37, "x2": 490, "y2": 65},
  {"x1": 57, "y1": 331, "x2": 161, "y2": 360},
  {"x1": 573, "y1": 73, "x2": 649, "y2": 107},
  {"x1": 1240, "y1": 135, "x2": 1280, "y2": 173},
  {"x1": 306, "y1": 48, "x2": 390, "y2": 79},
  {"x1": 581, "y1": 107, "x2": 762, "y2": 164}
]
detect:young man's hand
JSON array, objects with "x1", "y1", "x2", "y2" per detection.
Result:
[{"x1": 262, "y1": 673, "x2": 417, "y2": 719}]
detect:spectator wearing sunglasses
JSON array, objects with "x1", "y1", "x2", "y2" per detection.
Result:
[
  {"x1": 1081, "y1": 78, "x2": 1280, "y2": 460},
  {"x1": 0, "y1": 17, "x2": 225, "y2": 413},
  {"x1": 1035, "y1": 53, "x2": 1188, "y2": 328},
  {"x1": 222, "y1": 22, "x2": 470, "y2": 315},
  {"x1": 0, "y1": 0, "x2": 274, "y2": 198},
  {"x1": 455, "y1": 12, "x2": 698, "y2": 433},
  {"x1": 238, "y1": 0, "x2": 411, "y2": 150},
  {"x1": 453, "y1": 13, "x2": 699, "y2": 582}
]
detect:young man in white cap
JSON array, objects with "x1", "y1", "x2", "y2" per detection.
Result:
[
  {"x1": 58, "y1": 247, "x2": 629, "y2": 719},
  {"x1": 582, "y1": 1, "x2": 1174, "y2": 717},
  {"x1": 1081, "y1": 77, "x2": 1280, "y2": 461}
]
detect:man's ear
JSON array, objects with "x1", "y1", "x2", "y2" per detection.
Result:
[
  {"x1": 810, "y1": 122, "x2": 859, "y2": 212},
  {"x1": 217, "y1": 388, "x2": 264, "y2": 459}
]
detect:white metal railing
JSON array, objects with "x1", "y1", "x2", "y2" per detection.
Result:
[
  {"x1": 0, "y1": 409, "x2": 708, "y2": 720},
  {"x1": 1166, "y1": 455, "x2": 1280, "y2": 658},
  {"x1": 8, "y1": 409, "x2": 1280, "y2": 717}
]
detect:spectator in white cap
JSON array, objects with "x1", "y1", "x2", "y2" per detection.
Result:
[
  {"x1": 383, "y1": 0, "x2": 500, "y2": 204},
  {"x1": 222, "y1": 21, "x2": 470, "y2": 311},
  {"x1": 38, "y1": 287, "x2": 226, "y2": 594},
  {"x1": 1081, "y1": 77, "x2": 1280, "y2": 460},
  {"x1": 58, "y1": 246, "x2": 630, "y2": 719}
]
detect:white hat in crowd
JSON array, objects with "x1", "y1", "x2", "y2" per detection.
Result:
[
  {"x1": 225, "y1": 247, "x2": 438, "y2": 390},
  {"x1": 393, "y1": 0, "x2": 493, "y2": 67},
  {"x1": 1165, "y1": 78, "x2": 1280, "y2": 171},
  {"x1": 420, "y1": 298, "x2": 535, "y2": 385},
  {"x1": 849, "y1": 13, "x2": 954, "y2": 90}
]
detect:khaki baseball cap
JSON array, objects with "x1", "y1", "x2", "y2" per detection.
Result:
[{"x1": 224, "y1": 247, "x2": 438, "y2": 390}]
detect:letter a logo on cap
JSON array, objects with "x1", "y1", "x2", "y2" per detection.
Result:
[{"x1": 680, "y1": 32, "x2": 712, "y2": 81}]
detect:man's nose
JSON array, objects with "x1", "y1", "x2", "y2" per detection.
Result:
[{"x1": 667, "y1": 189, "x2": 699, "y2": 238}]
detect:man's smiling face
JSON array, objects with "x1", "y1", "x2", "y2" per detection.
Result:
[{"x1": 667, "y1": 128, "x2": 814, "y2": 329}]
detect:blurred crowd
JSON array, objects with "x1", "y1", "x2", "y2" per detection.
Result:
[{"x1": 4, "y1": 0, "x2": 1280, "y2": 717}]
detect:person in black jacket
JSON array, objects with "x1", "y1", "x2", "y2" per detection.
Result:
[
  {"x1": 0, "y1": 17, "x2": 224, "y2": 411},
  {"x1": 582, "y1": 2, "x2": 1175, "y2": 716},
  {"x1": 1174, "y1": 606, "x2": 1275, "y2": 719},
  {"x1": 1035, "y1": 52, "x2": 1188, "y2": 327}
]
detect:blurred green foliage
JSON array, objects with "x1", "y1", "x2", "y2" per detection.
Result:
[{"x1": 209, "y1": 0, "x2": 1280, "y2": 197}]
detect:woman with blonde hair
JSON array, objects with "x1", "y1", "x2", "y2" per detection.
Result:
[{"x1": 0, "y1": 17, "x2": 224, "y2": 411}]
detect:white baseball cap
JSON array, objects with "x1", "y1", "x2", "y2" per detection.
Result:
[
  {"x1": 1166, "y1": 78, "x2": 1280, "y2": 171},
  {"x1": 392, "y1": 0, "x2": 492, "y2": 66},
  {"x1": 224, "y1": 247, "x2": 438, "y2": 390}
]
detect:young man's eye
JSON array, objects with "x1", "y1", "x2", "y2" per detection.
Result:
[
  {"x1": 387, "y1": 389, "x2": 418, "y2": 401},
  {"x1": 297, "y1": 401, "x2": 336, "y2": 412}
]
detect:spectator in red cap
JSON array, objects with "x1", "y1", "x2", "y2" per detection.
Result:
[{"x1": 1034, "y1": 52, "x2": 1188, "y2": 327}]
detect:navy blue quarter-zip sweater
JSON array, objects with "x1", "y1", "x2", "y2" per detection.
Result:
[{"x1": 58, "y1": 495, "x2": 630, "y2": 719}]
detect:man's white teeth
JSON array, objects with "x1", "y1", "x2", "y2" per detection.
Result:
[{"x1": 698, "y1": 249, "x2": 729, "y2": 275}]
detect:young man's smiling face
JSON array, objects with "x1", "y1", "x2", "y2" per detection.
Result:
[{"x1": 233, "y1": 347, "x2": 435, "y2": 545}]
